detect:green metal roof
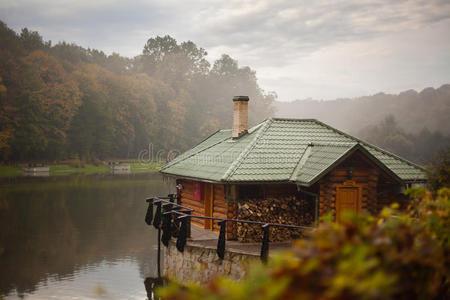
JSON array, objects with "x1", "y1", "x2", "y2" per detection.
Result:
[{"x1": 161, "y1": 118, "x2": 427, "y2": 185}]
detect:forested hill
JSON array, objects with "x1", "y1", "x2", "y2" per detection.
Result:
[
  {"x1": 0, "y1": 21, "x2": 275, "y2": 162},
  {"x1": 1, "y1": 21, "x2": 447, "y2": 165},
  {"x1": 275, "y1": 85, "x2": 450, "y2": 135},
  {"x1": 275, "y1": 87, "x2": 450, "y2": 164}
]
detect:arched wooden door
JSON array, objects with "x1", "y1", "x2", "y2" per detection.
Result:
[{"x1": 336, "y1": 181, "x2": 362, "y2": 222}]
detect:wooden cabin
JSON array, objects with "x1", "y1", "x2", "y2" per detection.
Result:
[{"x1": 161, "y1": 96, "x2": 427, "y2": 241}]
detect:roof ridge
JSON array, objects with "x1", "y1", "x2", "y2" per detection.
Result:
[
  {"x1": 297, "y1": 143, "x2": 357, "y2": 185},
  {"x1": 271, "y1": 117, "x2": 318, "y2": 122},
  {"x1": 311, "y1": 119, "x2": 426, "y2": 171},
  {"x1": 161, "y1": 130, "x2": 230, "y2": 170},
  {"x1": 289, "y1": 144, "x2": 313, "y2": 181},
  {"x1": 221, "y1": 118, "x2": 273, "y2": 181},
  {"x1": 218, "y1": 119, "x2": 268, "y2": 133},
  {"x1": 311, "y1": 142, "x2": 357, "y2": 147}
]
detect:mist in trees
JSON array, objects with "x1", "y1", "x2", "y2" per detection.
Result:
[
  {"x1": 357, "y1": 115, "x2": 450, "y2": 164},
  {"x1": 275, "y1": 85, "x2": 450, "y2": 136},
  {"x1": 1, "y1": 20, "x2": 447, "y2": 165},
  {"x1": 0, "y1": 22, "x2": 275, "y2": 162},
  {"x1": 275, "y1": 86, "x2": 450, "y2": 164}
]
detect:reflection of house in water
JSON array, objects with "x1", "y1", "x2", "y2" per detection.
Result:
[{"x1": 161, "y1": 96, "x2": 427, "y2": 242}]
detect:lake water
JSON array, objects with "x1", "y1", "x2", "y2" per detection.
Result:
[{"x1": 0, "y1": 173, "x2": 172, "y2": 299}]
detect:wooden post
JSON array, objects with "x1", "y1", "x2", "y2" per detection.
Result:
[{"x1": 204, "y1": 183, "x2": 213, "y2": 230}]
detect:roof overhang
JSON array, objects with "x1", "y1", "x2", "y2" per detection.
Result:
[
  {"x1": 160, "y1": 172, "x2": 223, "y2": 184},
  {"x1": 161, "y1": 171, "x2": 299, "y2": 185},
  {"x1": 294, "y1": 143, "x2": 405, "y2": 187}
]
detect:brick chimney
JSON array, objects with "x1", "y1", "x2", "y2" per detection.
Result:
[{"x1": 232, "y1": 96, "x2": 249, "y2": 138}]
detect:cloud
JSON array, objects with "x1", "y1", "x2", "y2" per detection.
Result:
[{"x1": 0, "y1": 0, "x2": 449, "y2": 100}]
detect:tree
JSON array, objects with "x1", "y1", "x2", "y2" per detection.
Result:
[
  {"x1": 359, "y1": 115, "x2": 450, "y2": 164},
  {"x1": 10, "y1": 51, "x2": 81, "y2": 160},
  {"x1": 19, "y1": 28, "x2": 48, "y2": 52},
  {"x1": 428, "y1": 148, "x2": 450, "y2": 192},
  {"x1": 0, "y1": 22, "x2": 276, "y2": 162},
  {"x1": 180, "y1": 41, "x2": 210, "y2": 75},
  {"x1": 143, "y1": 35, "x2": 179, "y2": 63}
]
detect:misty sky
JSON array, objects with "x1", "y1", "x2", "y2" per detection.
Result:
[{"x1": 1, "y1": 0, "x2": 449, "y2": 101}]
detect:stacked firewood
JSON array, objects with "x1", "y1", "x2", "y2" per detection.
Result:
[{"x1": 237, "y1": 196, "x2": 313, "y2": 242}]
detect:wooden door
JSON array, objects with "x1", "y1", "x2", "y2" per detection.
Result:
[
  {"x1": 336, "y1": 181, "x2": 361, "y2": 222},
  {"x1": 204, "y1": 183, "x2": 214, "y2": 229}
]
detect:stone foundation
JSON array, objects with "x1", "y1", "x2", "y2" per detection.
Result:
[
  {"x1": 164, "y1": 241, "x2": 259, "y2": 284},
  {"x1": 237, "y1": 195, "x2": 314, "y2": 242}
]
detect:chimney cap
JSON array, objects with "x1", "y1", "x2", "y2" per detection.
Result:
[{"x1": 233, "y1": 96, "x2": 249, "y2": 101}]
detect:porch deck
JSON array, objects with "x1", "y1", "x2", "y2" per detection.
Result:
[{"x1": 189, "y1": 225, "x2": 296, "y2": 257}]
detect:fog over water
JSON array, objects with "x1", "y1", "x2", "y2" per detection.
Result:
[{"x1": 0, "y1": 173, "x2": 171, "y2": 299}]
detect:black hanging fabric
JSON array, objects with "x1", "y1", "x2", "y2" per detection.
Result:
[
  {"x1": 153, "y1": 202, "x2": 162, "y2": 229},
  {"x1": 145, "y1": 199, "x2": 153, "y2": 225},
  {"x1": 168, "y1": 194, "x2": 175, "y2": 203},
  {"x1": 176, "y1": 217, "x2": 188, "y2": 252},
  {"x1": 260, "y1": 224, "x2": 270, "y2": 263},
  {"x1": 171, "y1": 209, "x2": 181, "y2": 238},
  {"x1": 216, "y1": 220, "x2": 227, "y2": 259},
  {"x1": 161, "y1": 204, "x2": 173, "y2": 247}
]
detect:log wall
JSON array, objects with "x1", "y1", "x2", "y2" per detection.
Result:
[
  {"x1": 212, "y1": 183, "x2": 227, "y2": 230},
  {"x1": 376, "y1": 183, "x2": 407, "y2": 211},
  {"x1": 177, "y1": 179, "x2": 231, "y2": 233},
  {"x1": 319, "y1": 167, "x2": 379, "y2": 218},
  {"x1": 176, "y1": 149, "x2": 404, "y2": 241},
  {"x1": 177, "y1": 179, "x2": 205, "y2": 228},
  {"x1": 317, "y1": 150, "x2": 405, "y2": 218}
]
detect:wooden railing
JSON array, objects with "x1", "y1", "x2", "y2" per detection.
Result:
[{"x1": 145, "y1": 194, "x2": 311, "y2": 264}]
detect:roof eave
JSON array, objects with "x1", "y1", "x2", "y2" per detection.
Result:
[
  {"x1": 293, "y1": 143, "x2": 406, "y2": 187},
  {"x1": 160, "y1": 171, "x2": 223, "y2": 184},
  {"x1": 310, "y1": 118, "x2": 427, "y2": 172}
]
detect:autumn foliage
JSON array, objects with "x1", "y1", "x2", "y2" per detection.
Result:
[
  {"x1": 0, "y1": 21, "x2": 274, "y2": 162},
  {"x1": 159, "y1": 188, "x2": 450, "y2": 300}
]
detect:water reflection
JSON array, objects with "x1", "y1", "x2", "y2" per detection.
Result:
[
  {"x1": 0, "y1": 173, "x2": 171, "y2": 299},
  {"x1": 144, "y1": 277, "x2": 167, "y2": 300}
]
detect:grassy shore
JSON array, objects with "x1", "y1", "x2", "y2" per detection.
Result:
[
  {"x1": 0, "y1": 162, "x2": 161, "y2": 177},
  {"x1": 0, "y1": 166, "x2": 24, "y2": 177}
]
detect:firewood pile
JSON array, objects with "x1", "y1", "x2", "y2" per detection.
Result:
[{"x1": 237, "y1": 196, "x2": 314, "y2": 242}]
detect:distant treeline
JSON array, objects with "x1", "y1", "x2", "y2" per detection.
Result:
[
  {"x1": 275, "y1": 86, "x2": 450, "y2": 164},
  {"x1": 0, "y1": 21, "x2": 274, "y2": 162},
  {"x1": 358, "y1": 115, "x2": 449, "y2": 164}
]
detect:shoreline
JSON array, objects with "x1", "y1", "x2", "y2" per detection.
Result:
[{"x1": 0, "y1": 162, "x2": 162, "y2": 178}]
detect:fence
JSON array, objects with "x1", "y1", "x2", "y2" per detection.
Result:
[{"x1": 145, "y1": 194, "x2": 311, "y2": 267}]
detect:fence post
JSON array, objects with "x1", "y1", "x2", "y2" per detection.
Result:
[{"x1": 260, "y1": 224, "x2": 270, "y2": 263}]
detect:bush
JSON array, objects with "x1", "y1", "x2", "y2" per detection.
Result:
[
  {"x1": 159, "y1": 188, "x2": 450, "y2": 300},
  {"x1": 428, "y1": 148, "x2": 450, "y2": 192},
  {"x1": 90, "y1": 157, "x2": 103, "y2": 166},
  {"x1": 67, "y1": 158, "x2": 84, "y2": 168}
]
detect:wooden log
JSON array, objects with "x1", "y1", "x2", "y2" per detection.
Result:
[
  {"x1": 181, "y1": 182, "x2": 193, "y2": 189},
  {"x1": 213, "y1": 206, "x2": 227, "y2": 215},
  {"x1": 213, "y1": 213, "x2": 227, "y2": 220},
  {"x1": 181, "y1": 199, "x2": 204, "y2": 210},
  {"x1": 213, "y1": 201, "x2": 227, "y2": 209},
  {"x1": 181, "y1": 190, "x2": 194, "y2": 198},
  {"x1": 181, "y1": 201, "x2": 203, "y2": 211},
  {"x1": 213, "y1": 185, "x2": 224, "y2": 193},
  {"x1": 191, "y1": 219, "x2": 204, "y2": 227}
]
